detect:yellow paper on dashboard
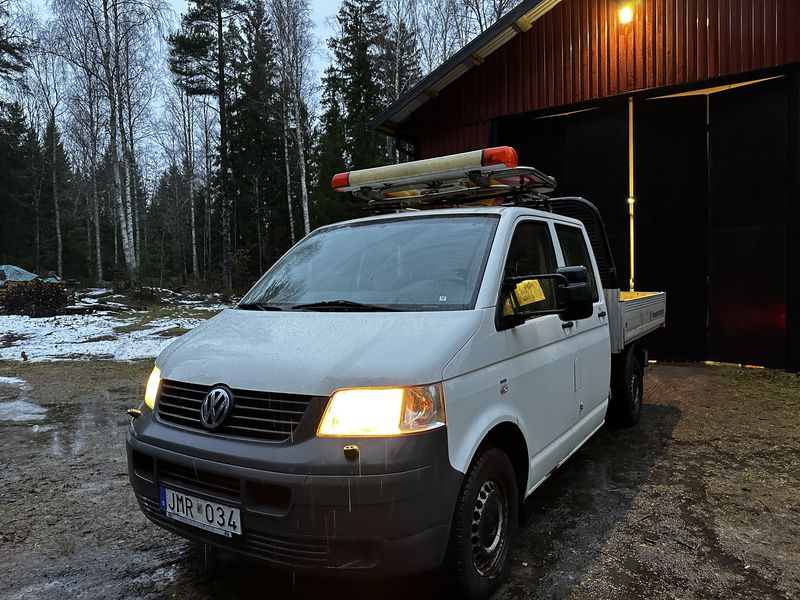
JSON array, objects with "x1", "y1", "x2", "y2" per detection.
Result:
[{"x1": 503, "y1": 278, "x2": 546, "y2": 316}]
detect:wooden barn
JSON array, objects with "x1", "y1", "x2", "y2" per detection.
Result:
[{"x1": 372, "y1": 0, "x2": 800, "y2": 371}]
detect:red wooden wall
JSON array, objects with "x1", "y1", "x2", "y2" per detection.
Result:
[{"x1": 407, "y1": 0, "x2": 800, "y2": 157}]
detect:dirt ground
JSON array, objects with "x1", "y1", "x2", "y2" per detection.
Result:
[{"x1": 0, "y1": 360, "x2": 798, "y2": 599}]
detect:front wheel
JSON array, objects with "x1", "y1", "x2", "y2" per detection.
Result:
[{"x1": 445, "y1": 447, "x2": 519, "y2": 600}]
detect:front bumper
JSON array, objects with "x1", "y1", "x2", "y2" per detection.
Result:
[{"x1": 127, "y1": 416, "x2": 462, "y2": 576}]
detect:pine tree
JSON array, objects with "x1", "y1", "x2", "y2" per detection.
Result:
[
  {"x1": 0, "y1": 103, "x2": 35, "y2": 266},
  {"x1": 169, "y1": 0, "x2": 242, "y2": 290},
  {"x1": 329, "y1": 0, "x2": 389, "y2": 170},
  {"x1": 228, "y1": 0, "x2": 288, "y2": 274},
  {"x1": 0, "y1": 3, "x2": 26, "y2": 80},
  {"x1": 311, "y1": 67, "x2": 351, "y2": 223}
]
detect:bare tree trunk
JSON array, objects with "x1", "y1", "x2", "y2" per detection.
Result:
[
  {"x1": 183, "y1": 93, "x2": 199, "y2": 279},
  {"x1": 101, "y1": 0, "x2": 136, "y2": 281},
  {"x1": 188, "y1": 165, "x2": 199, "y2": 279},
  {"x1": 33, "y1": 164, "x2": 41, "y2": 274},
  {"x1": 292, "y1": 98, "x2": 310, "y2": 236},
  {"x1": 85, "y1": 192, "x2": 92, "y2": 276},
  {"x1": 201, "y1": 99, "x2": 212, "y2": 276},
  {"x1": 87, "y1": 80, "x2": 103, "y2": 285},
  {"x1": 112, "y1": 190, "x2": 118, "y2": 269},
  {"x1": 216, "y1": 3, "x2": 232, "y2": 290},
  {"x1": 281, "y1": 103, "x2": 295, "y2": 245},
  {"x1": 51, "y1": 113, "x2": 63, "y2": 278},
  {"x1": 114, "y1": 9, "x2": 137, "y2": 274},
  {"x1": 92, "y1": 173, "x2": 103, "y2": 285}
]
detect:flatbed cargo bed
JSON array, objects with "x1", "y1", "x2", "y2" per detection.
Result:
[{"x1": 605, "y1": 289, "x2": 667, "y2": 354}]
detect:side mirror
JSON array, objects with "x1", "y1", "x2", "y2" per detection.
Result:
[
  {"x1": 498, "y1": 266, "x2": 594, "y2": 329},
  {"x1": 556, "y1": 266, "x2": 594, "y2": 321}
]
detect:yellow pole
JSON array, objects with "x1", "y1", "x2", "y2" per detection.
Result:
[{"x1": 628, "y1": 96, "x2": 635, "y2": 292}]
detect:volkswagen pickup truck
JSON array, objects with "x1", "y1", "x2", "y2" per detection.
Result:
[{"x1": 127, "y1": 146, "x2": 666, "y2": 599}]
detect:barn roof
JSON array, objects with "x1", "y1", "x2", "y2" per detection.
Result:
[{"x1": 370, "y1": 0, "x2": 560, "y2": 134}]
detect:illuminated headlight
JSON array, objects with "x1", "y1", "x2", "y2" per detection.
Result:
[
  {"x1": 317, "y1": 384, "x2": 445, "y2": 437},
  {"x1": 144, "y1": 366, "x2": 161, "y2": 410}
]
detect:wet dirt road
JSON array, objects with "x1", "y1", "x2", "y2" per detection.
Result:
[{"x1": 0, "y1": 361, "x2": 798, "y2": 599}]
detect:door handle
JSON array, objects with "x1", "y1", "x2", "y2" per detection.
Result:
[
  {"x1": 598, "y1": 310, "x2": 607, "y2": 318},
  {"x1": 562, "y1": 321, "x2": 574, "y2": 330}
]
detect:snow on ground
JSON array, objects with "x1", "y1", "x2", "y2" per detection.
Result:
[
  {"x1": 0, "y1": 375, "x2": 31, "y2": 388},
  {"x1": 0, "y1": 400, "x2": 47, "y2": 422},
  {"x1": 0, "y1": 309, "x2": 224, "y2": 362},
  {"x1": 0, "y1": 375, "x2": 44, "y2": 422}
]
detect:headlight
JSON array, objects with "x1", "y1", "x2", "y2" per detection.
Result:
[
  {"x1": 144, "y1": 366, "x2": 161, "y2": 410},
  {"x1": 317, "y1": 383, "x2": 445, "y2": 437}
]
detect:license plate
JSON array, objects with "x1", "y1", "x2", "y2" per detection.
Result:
[{"x1": 159, "y1": 486, "x2": 242, "y2": 537}]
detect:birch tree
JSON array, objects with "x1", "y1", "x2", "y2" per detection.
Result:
[
  {"x1": 28, "y1": 26, "x2": 66, "y2": 277},
  {"x1": 55, "y1": 3, "x2": 106, "y2": 284},
  {"x1": 462, "y1": 0, "x2": 516, "y2": 33},
  {"x1": 270, "y1": 0, "x2": 314, "y2": 237},
  {"x1": 162, "y1": 80, "x2": 200, "y2": 279}
]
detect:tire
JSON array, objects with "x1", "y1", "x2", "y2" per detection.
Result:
[
  {"x1": 445, "y1": 447, "x2": 519, "y2": 600},
  {"x1": 609, "y1": 350, "x2": 643, "y2": 427}
]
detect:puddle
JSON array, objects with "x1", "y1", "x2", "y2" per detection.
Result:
[{"x1": 0, "y1": 399, "x2": 47, "y2": 422}]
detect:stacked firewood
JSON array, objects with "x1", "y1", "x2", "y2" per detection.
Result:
[{"x1": 0, "y1": 280, "x2": 73, "y2": 317}]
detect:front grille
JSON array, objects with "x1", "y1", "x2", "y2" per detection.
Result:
[
  {"x1": 156, "y1": 379, "x2": 313, "y2": 442},
  {"x1": 159, "y1": 460, "x2": 241, "y2": 499},
  {"x1": 137, "y1": 494, "x2": 330, "y2": 567}
]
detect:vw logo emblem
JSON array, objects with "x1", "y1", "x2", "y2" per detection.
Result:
[{"x1": 200, "y1": 386, "x2": 233, "y2": 429}]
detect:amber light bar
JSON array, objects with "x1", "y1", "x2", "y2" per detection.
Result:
[{"x1": 331, "y1": 146, "x2": 519, "y2": 192}]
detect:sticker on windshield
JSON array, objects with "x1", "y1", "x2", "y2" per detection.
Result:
[{"x1": 439, "y1": 296, "x2": 447, "y2": 302}]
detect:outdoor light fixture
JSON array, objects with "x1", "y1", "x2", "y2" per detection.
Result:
[{"x1": 619, "y1": 4, "x2": 634, "y2": 24}]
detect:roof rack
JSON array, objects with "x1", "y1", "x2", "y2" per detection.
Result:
[{"x1": 331, "y1": 146, "x2": 556, "y2": 211}]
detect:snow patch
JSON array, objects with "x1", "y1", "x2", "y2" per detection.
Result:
[
  {"x1": 0, "y1": 375, "x2": 31, "y2": 389},
  {"x1": 30, "y1": 423, "x2": 54, "y2": 433},
  {"x1": 0, "y1": 399, "x2": 46, "y2": 422},
  {"x1": 0, "y1": 312, "x2": 215, "y2": 362}
]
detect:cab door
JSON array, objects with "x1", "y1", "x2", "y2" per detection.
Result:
[
  {"x1": 553, "y1": 223, "x2": 611, "y2": 425},
  {"x1": 500, "y1": 219, "x2": 578, "y2": 489}
]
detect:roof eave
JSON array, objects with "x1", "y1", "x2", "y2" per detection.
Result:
[{"x1": 370, "y1": 0, "x2": 560, "y2": 134}]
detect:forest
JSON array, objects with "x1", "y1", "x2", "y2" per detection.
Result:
[{"x1": 0, "y1": 0, "x2": 515, "y2": 291}]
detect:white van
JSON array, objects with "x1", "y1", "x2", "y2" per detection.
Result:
[{"x1": 127, "y1": 147, "x2": 665, "y2": 599}]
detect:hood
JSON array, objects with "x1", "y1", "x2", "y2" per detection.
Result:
[{"x1": 156, "y1": 308, "x2": 483, "y2": 396}]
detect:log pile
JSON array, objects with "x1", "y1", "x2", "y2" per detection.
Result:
[{"x1": 0, "y1": 280, "x2": 73, "y2": 317}]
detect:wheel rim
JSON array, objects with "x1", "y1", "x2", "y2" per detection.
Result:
[{"x1": 470, "y1": 477, "x2": 509, "y2": 578}]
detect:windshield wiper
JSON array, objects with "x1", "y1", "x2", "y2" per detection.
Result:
[
  {"x1": 237, "y1": 302, "x2": 285, "y2": 311},
  {"x1": 291, "y1": 300, "x2": 398, "y2": 312}
]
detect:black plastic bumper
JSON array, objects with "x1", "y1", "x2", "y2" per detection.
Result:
[{"x1": 126, "y1": 418, "x2": 462, "y2": 576}]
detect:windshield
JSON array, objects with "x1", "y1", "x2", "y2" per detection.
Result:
[{"x1": 241, "y1": 214, "x2": 499, "y2": 311}]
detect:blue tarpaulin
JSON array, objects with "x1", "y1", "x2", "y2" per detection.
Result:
[{"x1": 0, "y1": 265, "x2": 62, "y2": 286}]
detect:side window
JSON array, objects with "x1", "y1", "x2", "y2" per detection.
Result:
[
  {"x1": 555, "y1": 224, "x2": 599, "y2": 302},
  {"x1": 500, "y1": 221, "x2": 559, "y2": 317}
]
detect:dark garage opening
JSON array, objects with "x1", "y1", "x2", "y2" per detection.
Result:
[{"x1": 495, "y1": 75, "x2": 796, "y2": 368}]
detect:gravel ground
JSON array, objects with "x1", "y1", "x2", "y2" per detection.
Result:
[{"x1": 0, "y1": 361, "x2": 797, "y2": 599}]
